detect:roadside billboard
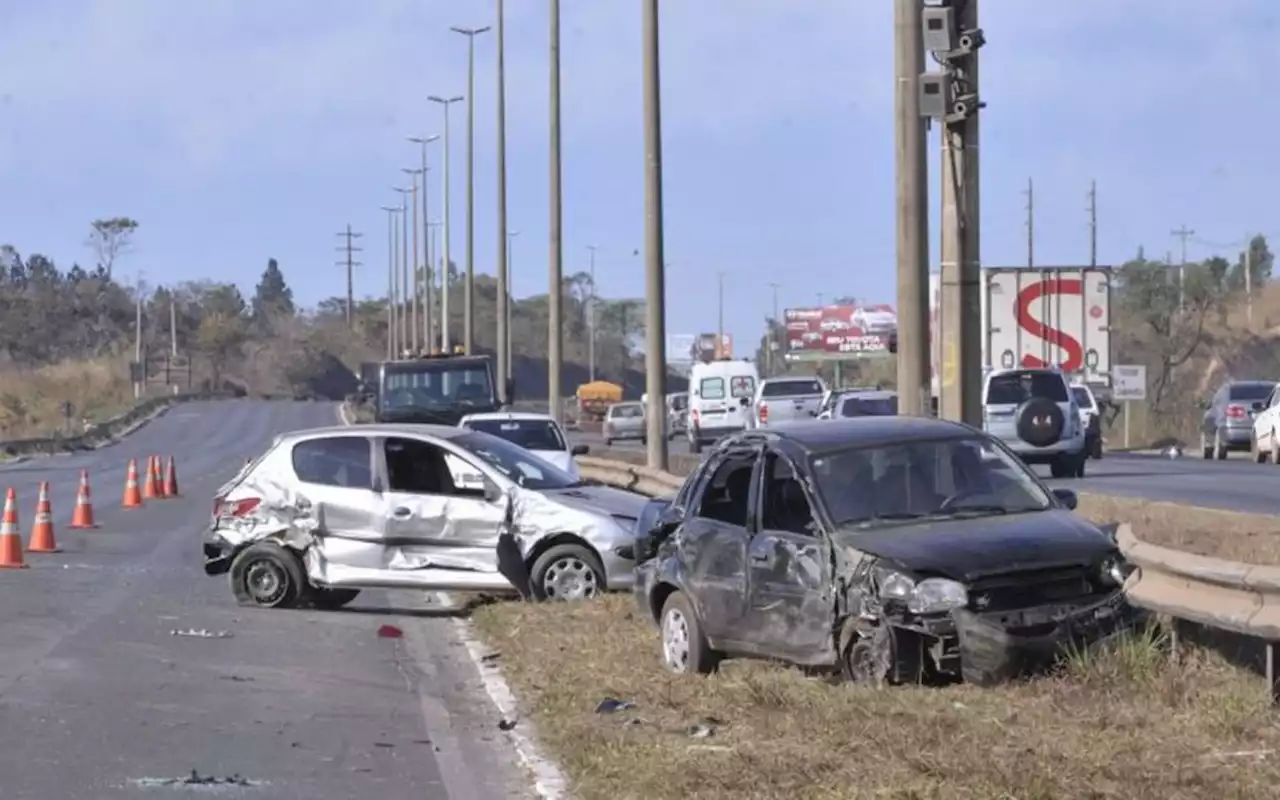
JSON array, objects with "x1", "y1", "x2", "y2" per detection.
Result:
[
  {"x1": 692, "y1": 332, "x2": 733, "y2": 363},
  {"x1": 666, "y1": 334, "x2": 697, "y2": 364},
  {"x1": 783, "y1": 304, "x2": 896, "y2": 361}
]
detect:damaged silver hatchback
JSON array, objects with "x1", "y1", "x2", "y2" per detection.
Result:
[
  {"x1": 633, "y1": 417, "x2": 1142, "y2": 686},
  {"x1": 204, "y1": 424, "x2": 649, "y2": 607}
]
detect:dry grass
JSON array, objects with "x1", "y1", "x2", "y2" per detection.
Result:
[
  {"x1": 1078, "y1": 493, "x2": 1280, "y2": 565},
  {"x1": 473, "y1": 595, "x2": 1280, "y2": 800},
  {"x1": 0, "y1": 358, "x2": 136, "y2": 438}
]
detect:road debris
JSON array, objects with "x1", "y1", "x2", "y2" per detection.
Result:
[
  {"x1": 130, "y1": 770, "x2": 262, "y2": 790},
  {"x1": 169, "y1": 628, "x2": 233, "y2": 639},
  {"x1": 595, "y1": 697, "x2": 636, "y2": 714},
  {"x1": 376, "y1": 624, "x2": 403, "y2": 639}
]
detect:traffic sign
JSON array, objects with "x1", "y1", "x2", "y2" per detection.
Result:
[{"x1": 1112, "y1": 365, "x2": 1146, "y2": 401}]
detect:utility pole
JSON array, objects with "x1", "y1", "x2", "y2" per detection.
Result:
[
  {"x1": 767, "y1": 281, "x2": 781, "y2": 376},
  {"x1": 642, "y1": 0, "x2": 669, "y2": 470},
  {"x1": 716, "y1": 271, "x2": 726, "y2": 358},
  {"x1": 1024, "y1": 177, "x2": 1034, "y2": 267},
  {"x1": 402, "y1": 168, "x2": 424, "y2": 352},
  {"x1": 1087, "y1": 180, "x2": 1097, "y2": 267},
  {"x1": 380, "y1": 206, "x2": 399, "y2": 359},
  {"x1": 894, "y1": 0, "x2": 930, "y2": 417},
  {"x1": 452, "y1": 25, "x2": 491, "y2": 356},
  {"x1": 169, "y1": 288, "x2": 179, "y2": 394},
  {"x1": 429, "y1": 95, "x2": 464, "y2": 352},
  {"x1": 391, "y1": 208, "x2": 402, "y2": 355},
  {"x1": 1171, "y1": 224, "x2": 1193, "y2": 309},
  {"x1": 394, "y1": 186, "x2": 414, "y2": 354},
  {"x1": 507, "y1": 230, "x2": 519, "y2": 378},
  {"x1": 548, "y1": 0, "x2": 564, "y2": 424},
  {"x1": 409, "y1": 135, "x2": 440, "y2": 348},
  {"x1": 335, "y1": 224, "x2": 363, "y2": 328},
  {"x1": 495, "y1": 0, "x2": 511, "y2": 402},
  {"x1": 586, "y1": 244, "x2": 599, "y2": 381},
  {"x1": 925, "y1": 0, "x2": 985, "y2": 426},
  {"x1": 133, "y1": 273, "x2": 144, "y2": 399}
]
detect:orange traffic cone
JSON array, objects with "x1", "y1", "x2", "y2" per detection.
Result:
[
  {"x1": 0, "y1": 489, "x2": 27, "y2": 568},
  {"x1": 69, "y1": 470, "x2": 98, "y2": 529},
  {"x1": 151, "y1": 455, "x2": 165, "y2": 497},
  {"x1": 142, "y1": 456, "x2": 159, "y2": 500},
  {"x1": 163, "y1": 456, "x2": 180, "y2": 498},
  {"x1": 27, "y1": 482, "x2": 59, "y2": 553},
  {"x1": 122, "y1": 459, "x2": 144, "y2": 508}
]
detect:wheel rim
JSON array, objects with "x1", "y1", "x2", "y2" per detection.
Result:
[
  {"x1": 661, "y1": 607, "x2": 691, "y2": 672},
  {"x1": 245, "y1": 560, "x2": 289, "y2": 605},
  {"x1": 541, "y1": 556, "x2": 599, "y2": 601}
]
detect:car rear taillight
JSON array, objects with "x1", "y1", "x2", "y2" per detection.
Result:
[
  {"x1": 213, "y1": 496, "x2": 262, "y2": 519},
  {"x1": 1226, "y1": 404, "x2": 1247, "y2": 419},
  {"x1": 759, "y1": 403, "x2": 769, "y2": 423}
]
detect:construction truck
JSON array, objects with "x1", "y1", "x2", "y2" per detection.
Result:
[
  {"x1": 354, "y1": 349, "x2": 514, "y2": 426},
  {"x1": 576, "y1": 380, "x2": 623, "y2": 423}
]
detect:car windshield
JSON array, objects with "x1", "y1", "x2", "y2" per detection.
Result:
[
  {"x1": 381, "y1": 362, "x2": 495, "y2": 410},
  {"x1": 1070, "y1": 387, "x2": 1094, "y2": 409},
  {"x1": 463, "y1": 418, "x2": 566, "y2": 451},
  {"x1": 762, "y1": 378, "x2": 823, "y2": 397},
  {"x1": 450, "y1": 431, "x2": 579, "y2": 490},
  {"x1": 810, "y1": 435, "x2": 1053, "y2": 528},
  {"x1": 985, "y1": 371, "x2": 1068, "y2": 404},
  {"x1": 1229, "y1": 383, "x2": 1274, "y2": 401},
  {"x1": 840, "y1": 395, "x2": 897, "y2": 416}
]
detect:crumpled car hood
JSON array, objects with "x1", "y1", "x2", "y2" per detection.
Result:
[{"x1": 540, "y1": 484, "x2": 648, "y2": 520}]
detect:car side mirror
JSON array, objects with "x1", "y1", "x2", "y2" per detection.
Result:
[
  {"x1": 1051, "y1": 488, "x2": 1078, "y2": 510},
  {"x1": 484, "y1": 483, "x2": 503, "y2": 503},
  {"x1": 571, "y1": 444, "x2": 589, "y2": 456}
]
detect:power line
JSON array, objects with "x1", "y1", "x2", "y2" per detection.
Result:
[{"x1": 335, "y1": 224, "x2": 364, "y2": 328}]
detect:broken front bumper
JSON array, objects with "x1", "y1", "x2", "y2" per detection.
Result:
[{"x1": 950, "y1": 590, "x2": 1146, "y2": 685}]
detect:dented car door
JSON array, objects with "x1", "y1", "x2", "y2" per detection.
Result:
[
  {"x1": 378, "y1": 436, "x2": 506, "y2": 573},
  {"x1": 740, "y1": 449, "x2": 832, "y2": 665}
]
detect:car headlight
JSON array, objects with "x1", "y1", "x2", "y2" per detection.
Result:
[
  {"x1": 877, "y1": 570, "x2": 969, "y2": 614},
  {"x1": 1097, "y1": 555, "x2": 1129, "y2": 587}
]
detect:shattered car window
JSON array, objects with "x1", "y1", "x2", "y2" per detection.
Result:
[
  {"x1": 291, "y1": 437, "x2": 372, "y2": 489},
  {"x1": 810, "y1": 436, "x2": 1052, "y2": 528},
  {"x1": 451, "y1": 431, "x2": 579, "y2": 490},
  {"x1": 464, "y1": 419, "x2": 567, "y2": 452}
]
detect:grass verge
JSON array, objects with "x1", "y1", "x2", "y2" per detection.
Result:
[
  {"x1": 0, "y1": 358, "x2": 135, "y2": 439},
  {"x1": 1077, "y1": 494, "x2": 1280, "y2": 565},
  {"x1": 472, "y1": 595, "x2": 1280, "y2": 799}
]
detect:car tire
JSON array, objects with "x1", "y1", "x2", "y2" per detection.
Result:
[
  {"x1": 528, "y1": 543, "x2": 606, "y2": 602},
  {"x1": 1254, "y1": 433, "x2": 1267, "y2": 463},
  {"x1": 310, "y1": 588, "x2": 361, "y2": 610},
  {"x1": 691, "y1": 437, "x2": 702, "y2": 455},
  {"x1": 658, "y1": 591, "x2": 719, "y2": 675},
  {"x1": 229, "y1": 542, "x2": 310, "y2": 609},
  {"x1": 1075, "y1": 452, "x2": 1087, "y2": 478}
]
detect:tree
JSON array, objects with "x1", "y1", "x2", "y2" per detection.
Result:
[
  {"x1": 1229, "y1": 234, "x2": 1273, "y2": 292},
  {"x1": 86, "y1": 217, "x2": 139, "y2": 279},
  {"x1": 251, "y1": 258, "x2": 294, "y2": 326}
]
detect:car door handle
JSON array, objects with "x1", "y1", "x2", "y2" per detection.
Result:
[{"x1": 392, "y1": 507, "x2": 413, "y2": 519}]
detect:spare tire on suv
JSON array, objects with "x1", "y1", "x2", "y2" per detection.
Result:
[{"x1": 1015, "y1": 397, "x2": 1065, "y2": 448}]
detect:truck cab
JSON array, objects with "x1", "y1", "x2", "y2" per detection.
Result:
[{"x1": 357, "y1": 352, "x2": 513, "y2": 426}]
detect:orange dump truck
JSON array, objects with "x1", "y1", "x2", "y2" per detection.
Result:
[{"x1": 576, "y1": 381, "x2": 623, "y2": 422}]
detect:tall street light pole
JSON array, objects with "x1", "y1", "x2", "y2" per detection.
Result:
[
  {"x1": 380, "y1": 206, "x2": 399, "y2": 359},
  {"x1": 394, "y1": 185, "x2": 414, "y2": 355},
  {"x1": 402, "y1": 168, "x2": 424, "y2": 353},
  {"x1": 494, "y1": 0, "x2": 511, "y2": 402},
  {"x1": 409, "y1": 134, "x2": 439, "y2": 349},
  {"x1": 451, "y1": 24, "x2": 491, "y2": 356},
  {"x1": 642, "y1": 0, "x2": 668, "y2": 470},
  {"x1": 429, "y1": 95, "x2": 464, "y2": 352},
  {"x1": 547, "y1": 0, "x2": 564, "y2": 424},
  {"x1": 426, "y1": 219, "x2": 441, "y2": 350},
  {"x1": 507, "y1": 229, "x2": 519, "y2": 378},
  {"x1": 586, "y1": 244, "x2": 599, "y2": 381}
]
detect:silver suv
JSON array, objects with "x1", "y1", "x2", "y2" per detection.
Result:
[{"x1": 982, "y1": 367, "x2": 1086, "y2": 479}]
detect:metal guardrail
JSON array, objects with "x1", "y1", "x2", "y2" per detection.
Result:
[{"x1": 0, "y1": 391, "x2": 235, "y2": 459}]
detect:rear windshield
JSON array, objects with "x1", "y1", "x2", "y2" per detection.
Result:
[
  {"x1": 761, "y1": 379, "x2": 823, "y2": 398},
  {"x1": 1229, "y1": 383, "x2": 1274, "y2": 401},
  {"x1": 840, "y1": 396, "x2": 898, "y2": 417},
  {"x1": 986, "y1": 371, "x2": 1068, "y2": 404},
  {"x1": 610, "y1": 404, "x2": 643, "y2": 419},
  {"x1": 1070, "y1": 386, "x2": 1095, "y2": 408}
]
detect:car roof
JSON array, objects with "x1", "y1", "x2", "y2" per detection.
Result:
[
  {"x1": 273, "y1": 423, "x2": 469, "y2": 445},
  {"x1": 728, "y1": 415, "x2": 975, "y2": 453},
  {"x1": 461, "y1": 411, "x2": 556, "y2": 423}
]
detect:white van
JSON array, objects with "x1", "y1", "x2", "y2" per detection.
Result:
[{"x1": 687, "y1": 359, "x2": 759, "y2": 453}]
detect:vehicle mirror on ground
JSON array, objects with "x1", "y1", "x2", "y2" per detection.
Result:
[
  {"x1": 571, "y1": 444, "x2": 589, "y2": 456},
  {"x1": 1051, "y1": 488, "x2": 1078, "y2": 510}
]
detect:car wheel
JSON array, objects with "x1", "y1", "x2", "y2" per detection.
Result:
[
  {"x1": 1075, "y1": 453, "x2": 1087, "y2": 478},
  {"x1": 1091, "y1": 437, "x2": 1103, "y2": 460},
  {"x1": 310, "y1": 588, "x2": 361, "y2": 610},
  {"x1": 659, "y1": 591, "x2": 719, "y2": 675},
  {"x1": 529, "y1": 543, "x2": 606, "y2": 602},
  {"x1": 1049, "y1": 458, "x2": 1067, "y2": 479},
  {"x1": 229, "y1": 542, "x2": 310, "y2": 609},
  {"x1": 1215, "y1": 429, "x2": 1228, "y2": 460}
]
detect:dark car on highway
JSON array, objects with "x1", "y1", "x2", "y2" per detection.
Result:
[
  {"x1": 631, "y1": 417, "x2": 1140, "y2": 686},
  {"x1": 1200, "y1": 379, "x2": 1275, "y2": 459}
]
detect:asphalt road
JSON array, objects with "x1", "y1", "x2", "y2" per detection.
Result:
[
  {"x1": 572, "y1": 429, "x2": 1280, "y2": 515},
  {"x1": 0, "y1": 400, "x2": 530, "y2": 800}
]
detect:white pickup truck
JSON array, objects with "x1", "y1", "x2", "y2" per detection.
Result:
[{"x1": 753, "y1": 376, "x2": 827, "y2": 427}]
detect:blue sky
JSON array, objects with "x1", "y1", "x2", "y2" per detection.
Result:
[{"x1": 0, "y1": 0, "x2": 1272, "y2": 353}]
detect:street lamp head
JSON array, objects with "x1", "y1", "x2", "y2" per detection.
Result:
[
  {"x1": 402, "y1": 167, "x2": 424, "y2": 175},
  {"x1": 380, "y1": 205, "x2": 399, "y2": 212},
  {"x1": 428, "y1": 95, "x2": 464, "y2": 106},
  {"x1": 409, "y1": 134, "x2": 441, "y2": 145},
  {"x1": 508, "y1": 230, "x2": 519, "y2": 237},
  {"x1": 451, "y1": 25, "x2": 491, "y2": 36}
]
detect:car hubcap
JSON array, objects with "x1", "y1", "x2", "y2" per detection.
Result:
[
  {"x1": 542, "y1": 557, "x2": 598, "y2": 600},
  {"x1": 245, "y1": 561, "x2": 287, "y2": 605},
  {"x1": 661, "y1": 608, "x2": 690, "y2": 672}
]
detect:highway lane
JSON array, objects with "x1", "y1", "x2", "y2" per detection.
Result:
[
  {"x1": 0, "y1": 401, "x2": 530, "y2": 800},
  {"x1": 570, "y1": 428, "x2": 1280, "y2": 515}
]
